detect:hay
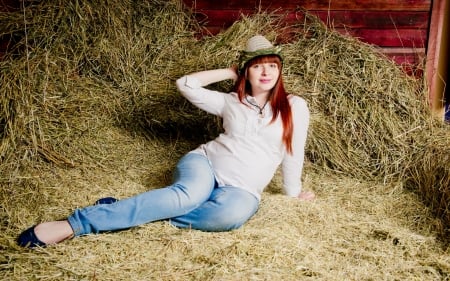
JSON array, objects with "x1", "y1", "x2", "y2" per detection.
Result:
[
  {"x1": 281, "y1": 15, "x2": 432, "y2": 182},
  {"x1": 3, "y1": 162, "x2": 449, "y2": 280},
  {"x1": 0, "y1": 0, "x2": 449, "y2": 280},
  {"x1": 0, "y1": 0, "x2": 202, "y2": 168},
  {"x1": 403, "y1": 125, "x2": 450, "y2": 239}
]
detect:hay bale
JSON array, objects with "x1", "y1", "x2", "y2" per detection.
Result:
[
  {"x1": 276, "y1": 16, "x2": 449, "y2": 240},
  {"x1": 404, "y1": 125, "x2": 450, "y2": 240},
  {"x1": 0, "y1": 0, "x2": 202, "y2": 168},
  {"x1": 280, "y1": 15, "x2": 432, "y2": 182}
]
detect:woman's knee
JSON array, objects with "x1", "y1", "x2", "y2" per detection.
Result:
[
  {"x1": 212, "y1": 188, "x2": 259, "y2": 231},
  {"x1": 169, "y1": 153, "x2": 215, "y2": 202},
  {"x1": 173, "y1": 154, "x2": 215, "y2": 189}
]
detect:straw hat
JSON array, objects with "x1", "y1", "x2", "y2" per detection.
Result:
[{"x1": 238, "y1": 35, "x2": 282, "y2": 72}]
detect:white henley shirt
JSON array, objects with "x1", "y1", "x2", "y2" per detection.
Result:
[{"x1": 176, "y1": 75, "x2": 310, "y2": 200}]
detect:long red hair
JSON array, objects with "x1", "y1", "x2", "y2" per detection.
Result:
[{"x1": 234, "y1": 55, "x2": 293, "y2": 154}]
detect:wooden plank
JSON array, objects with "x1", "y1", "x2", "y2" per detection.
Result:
[
  {"x1": 335, "y1": 28, "x2": 427, "y2": 47},
  {"x1": 287, "y1": 11, "x2": 429, "y2": 29},
  {"x1": 380, "y1": 47, "x2": 425, "y2": 65},
  {"x1": 193, "y1": 10, "x2": 429, "y2": 29},
  {"x1": 197, "y1": 24, "x2": 426, "y2": 48},
  {"x1": 184, "y1": 0, "x2": 431, "y2": 12},
  {"x1": 426, "y1": 0, "x2": 449, "y2": 115},
  {"x1": 380, "y1": 47, "x2": 426, "y2": 55}
]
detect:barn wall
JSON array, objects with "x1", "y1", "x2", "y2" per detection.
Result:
[
  {"x1": 182, "y1": 0, "x2": 432, "y2": 76},
  {"x1": 2, "y1": 0, "x2": 446, "y2": 113},
  {"x1": 0, "y1": 0, "x2": 433, "y2": 73}
]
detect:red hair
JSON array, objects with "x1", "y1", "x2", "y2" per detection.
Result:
[{"x1": 234, "y1": 55, "x2": 293, "y2": 154}]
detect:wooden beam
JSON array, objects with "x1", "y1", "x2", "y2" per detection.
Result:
[
  {"x1": 184, "y1": 0, "x2": 431, "y2": 12},
  {"x1": 426, "y1": 0, "x2": 449, "y2": 118}
]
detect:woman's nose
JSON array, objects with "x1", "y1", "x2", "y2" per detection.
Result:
[{"x1": 261, "y1": 66, "x2": 267, "y2": 75}]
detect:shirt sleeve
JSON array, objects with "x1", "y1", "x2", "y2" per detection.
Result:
[
  {"x1": 176, "y1": 75, "x2": 226, "y2": 116},
  {"x1": 281, "y1": 96, "x2": 310, "y2": 197}
]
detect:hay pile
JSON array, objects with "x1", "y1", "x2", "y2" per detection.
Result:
[
  {"x1": 0, "y1": 0, "x2": 449, "y2": 280},
  {"x1": 278, "y1": 16, "x2": 450, "y2": 238}
]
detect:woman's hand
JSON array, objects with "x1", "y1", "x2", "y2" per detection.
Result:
[
  {"x1": 297, "y1": 190, "x2": 315, "y2": 201},
  {"x1": 229, "y1": 65, "x2": 239, "y2": 81}
]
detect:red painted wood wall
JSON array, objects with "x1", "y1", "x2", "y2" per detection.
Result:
[
  {"x1": 0, "y1": 0, "x2": 433, "y2": 76},
  {"x1": 182, "y1": 0, "x2": 432, "y2": 76}
]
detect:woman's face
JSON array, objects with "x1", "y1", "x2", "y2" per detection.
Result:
[{"x1": 246, "y1": 58, "x2": 280, "y2": 95}]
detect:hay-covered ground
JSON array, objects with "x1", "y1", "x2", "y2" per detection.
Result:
[
  {"x1": 1, "y1": 0, "x2": 449, "y2": 280},
  {"x1": 2, "y1": 129, "x2": 448, "y2": 280}
]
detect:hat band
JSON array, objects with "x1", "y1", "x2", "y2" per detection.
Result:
[{"x1": 239, "y1": 46, "x2": 282, "y2": 71}]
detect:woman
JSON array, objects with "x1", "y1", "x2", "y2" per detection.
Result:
[{"x1": 17, "y1": 35, "x2": 314, "y2": 248}]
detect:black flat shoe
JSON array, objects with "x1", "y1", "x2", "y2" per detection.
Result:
[
  {"x1": 17, "y1": 225, "x2": 47, "y2": 248},
  {"x1": 94, "y1": 197, "x2": 118, "y2": 205},
  {"x1": 17, "y1": 197, "x2": 118, "y2": 248}
]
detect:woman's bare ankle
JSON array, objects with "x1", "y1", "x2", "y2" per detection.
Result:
[{"x1": 34, "y1": 220, "x2": 74, "y2": 245}]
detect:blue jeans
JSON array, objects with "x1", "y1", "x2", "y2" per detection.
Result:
[{"x1": 68, "y1": 153, "x2": 259, "y2": 236}]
